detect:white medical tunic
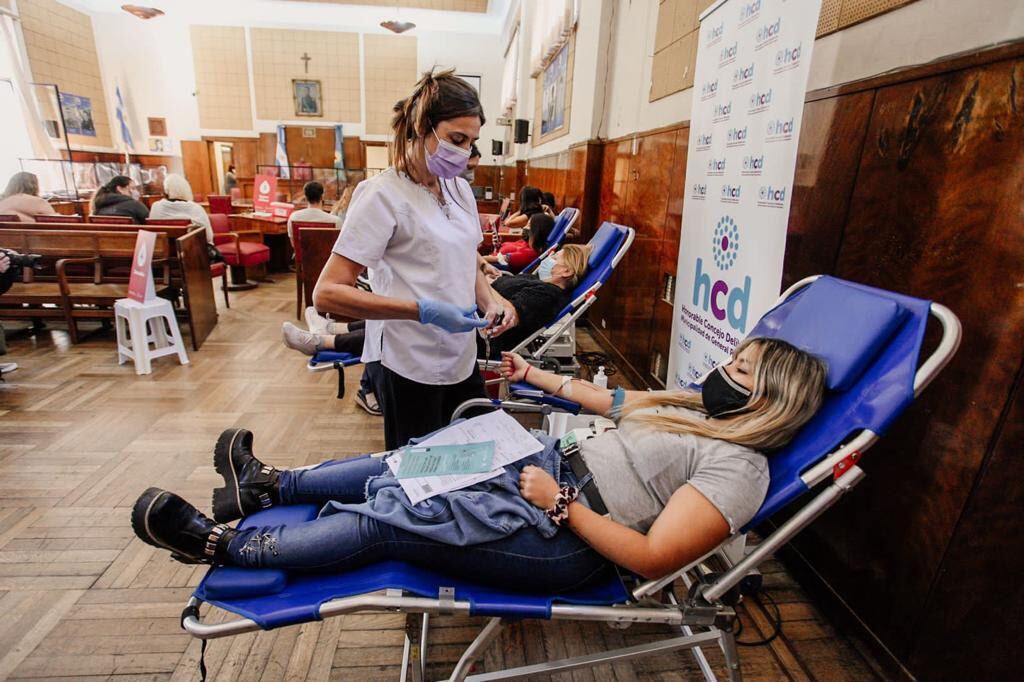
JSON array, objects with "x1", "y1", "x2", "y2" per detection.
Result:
[{"x1": 333, "y1": 169, "x2": 482, "y2": 385}]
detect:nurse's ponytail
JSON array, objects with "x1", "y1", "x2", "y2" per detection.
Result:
[{"x1": 390, "y1": 68, "x2": 485, "y2": 179}]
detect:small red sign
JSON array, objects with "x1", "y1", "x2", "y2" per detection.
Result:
[
  {"x1": 253, "y1": 174, "x2": 278, "y2": 213},
  {"x1": 270, "y1": 201, "x2": 295, "y2": 219},
  {"x1": 127, "y1": 230, "x2": 157, "y2": 302}
]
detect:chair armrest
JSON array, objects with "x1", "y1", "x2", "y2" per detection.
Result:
[
  {"x1": 234, "y1": 230, "x2": 264, "y2": 243},
  {"x1": 56, "y1": 256, "x2": 100, "y2": 294},
  {"x1": 214, "y1": 231, "x2": 241, "y2": 252},
  {"x1": 508, "y1": 381, "x2": 583, "y2": 415}
]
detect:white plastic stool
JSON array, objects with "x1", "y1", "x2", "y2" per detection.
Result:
[{"x1": 114, "y1": 297, "x2": 189, "y2": 375}]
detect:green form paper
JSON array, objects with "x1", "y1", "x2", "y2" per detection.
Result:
[{"x1": 396, "y1": 441, "x2": 496, "y2": 479}]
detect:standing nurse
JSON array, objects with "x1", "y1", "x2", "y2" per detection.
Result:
[{"x1": 313, "y1": 69, "x2": 514, "y2": 449}]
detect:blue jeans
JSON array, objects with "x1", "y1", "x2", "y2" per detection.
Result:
[{"x1": 226, "y1": 455, "x2": 616, "y2": 593}]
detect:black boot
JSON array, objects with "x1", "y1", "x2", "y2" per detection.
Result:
[
  {"x1": 212, "y1": 428, "x2": 280, "y2": 523},
  {"x1": 131, "y1": 488, "x2": 237, "y2": 565}
]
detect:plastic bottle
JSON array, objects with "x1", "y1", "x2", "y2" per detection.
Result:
[{"x1": 593, "y1": 366, "x2": 608, "y2": 389}]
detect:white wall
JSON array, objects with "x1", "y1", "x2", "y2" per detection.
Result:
[
  {"x1": 86, "y1": 8, "x2": 507, "y2": 159},
  {"x1": 558, "y1": 0, "x2": 1024, "y2": 148}
]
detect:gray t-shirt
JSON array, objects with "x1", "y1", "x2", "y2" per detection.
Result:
[{"x1": 580, "y1": 406, "x2": 770, "y2": 534}]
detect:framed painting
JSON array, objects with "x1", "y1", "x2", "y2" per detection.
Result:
[
  {"x1": 540, "y1": 44, "x2": 568, "y2": 137},
  {"x1": 293, "y1": 79, "x2": 323, "y2": 117},
  {"x1": 59, "y1": 92, "x2": 96, "y2": 137}
]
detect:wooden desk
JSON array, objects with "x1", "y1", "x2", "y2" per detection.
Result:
[{"x1": 229, "y1": 213, "x2": 291, "y2": 272}]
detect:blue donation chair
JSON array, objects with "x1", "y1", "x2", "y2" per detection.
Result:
[
  {"x1": 517, "y1": 206, "x2": 580, "y2": 275},
  {"x1": 307, "y1": 220, "x2": 634, "y2": 394},
  {"x1": 186, "y1": 275, "x2": 959, "y2": 681}
]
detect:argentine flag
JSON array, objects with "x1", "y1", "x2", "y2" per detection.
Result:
[
  {"x1": 275, "y1": 125, "x2": 290, "y2": 179},
  {"x1": 115, "y1": 85, "x2": 133, "y2": 151}
]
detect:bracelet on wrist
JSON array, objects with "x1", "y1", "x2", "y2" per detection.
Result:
[
  {"x1": 523, "y1": 365, "x2": 531, "y2": 382},
  {"x1": 546, "y1": 486, "x2": 579, "y2": 527}
]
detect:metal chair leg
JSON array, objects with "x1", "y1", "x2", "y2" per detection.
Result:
[
  {"x1": 449, "y1": 617, "x2": 506, "y2": 682},
  {"x1": 718, "y1": 624, "x2": 743, "y2": 682}
]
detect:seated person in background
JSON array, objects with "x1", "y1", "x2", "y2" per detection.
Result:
[
  {"x1": 149, "y1": 174, "x2": 213, "y2": 242},
  {"x1": 503, "y1": 185, "x2": 545, "y2": 229},
  {"x1": 484, "y1": 212, "x2": 554, "y2": 273},
  {"x1": 483, "y1": 243, "x2": 590, "y2": 355},
  {"x1": 0, "y1": 172, "x2": 57, "y2": 223},
  {"x1": 91, "y1": 175, "x2": 149, "y2": 224},
  {"x1": 542, "y1": 192, "x2": 557, "y2": 215},
  {"x1": 288, "y1": 181, "x2": 341, "y2": 240},
  {"x1": 461, "y1": 143, "x2": 481, "y2": 184},
  {"x1": 131, "y1": 338, "x2": 826, "y2": 592},
  {"x1": 282, "y1": 244, "x2": 592, "y2": 360}
]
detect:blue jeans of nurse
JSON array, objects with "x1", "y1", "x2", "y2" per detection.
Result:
[{"x1": 225, "y1": 455, "x2": 614, "y2": 593}]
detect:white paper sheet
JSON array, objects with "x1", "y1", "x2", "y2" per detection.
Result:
[{"x1": 386, "y1": 410, "x2": 544, "y2": 504}]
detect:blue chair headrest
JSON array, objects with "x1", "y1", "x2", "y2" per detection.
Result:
[
  {"x1": 547, "y1": 208, "x2": 575, "y2": 247},
  {"x1": 587, "y1": 222, "x2": 621, "y2": 269},
  {"x1": 755, "y1": 277, "x2": 907, "y2": 391}
]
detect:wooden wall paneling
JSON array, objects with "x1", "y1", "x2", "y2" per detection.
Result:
[
  {"x1": 233, "y1": 139, "x2": 257, "y2": 178},
  {"x1": 648, "y1": 127, "x2": 688, "y2": 387},
  {"x1": 789, "y1": 55, "x2": 1024, "y2": 660},
  {"x1": 783, "y1": 90, "x2": 875, "y2": 288},
  {"x1": 284, "y1": 126, "x2": 336, "y2": 168},
  {"x1": 180, "y1": 140, "x2": 214, "y2": 200},
  {"x1": 257, "y1": 133, "x2": 278, "y2": 173},
  {"x1": 589, "y1": 139, "x2": 632, "y2": 355},
  {"x1": 610, "y1": 131, "x2": 676, "y2": 378},
  {"x1": 907, "y1": 362, "x2": 1024, "y2": 680},
  {"x1": 343, "y1": 136, "x2": 365, "y2": 170},
  {"x1": 580, "y1": 141, "x2": 604, "y2": 240}
]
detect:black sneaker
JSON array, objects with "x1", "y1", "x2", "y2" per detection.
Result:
[
  {"x1": 355, "y1": 389, "x2": 383, "y2": 416},
  {"x1": 212, "y1": 428, "x2": 280, "y2": 523},
  {"x1": 131, "y1": 488, "x2": 236, "y2": 564}
]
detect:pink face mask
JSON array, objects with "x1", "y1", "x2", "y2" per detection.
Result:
[{"x1": 424, "y1": 129, "x2": 471, "y2": 179}]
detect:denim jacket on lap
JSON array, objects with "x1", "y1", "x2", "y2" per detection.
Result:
[{"x1": 317, "y1": 431, "x2": 564, "y2": 546}]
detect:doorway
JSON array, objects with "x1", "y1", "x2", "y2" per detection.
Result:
[{"x1": 212, "y1": 142, "x2": 234, "y2": 194}]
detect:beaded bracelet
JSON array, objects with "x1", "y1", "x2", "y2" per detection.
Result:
[{"x1": 546, "y1": 485, "x2": 579, "y2": 527}]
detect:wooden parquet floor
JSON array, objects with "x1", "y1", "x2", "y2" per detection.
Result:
[{"x1": 0, "y1": 279, "x2": 885, "y2": 681}]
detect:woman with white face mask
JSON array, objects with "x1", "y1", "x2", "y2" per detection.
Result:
[
  {"x1": 313, "y1": 69, "x2": 516, "y2": 449},
  {"x1": 90, "y1": 175, "x2": 149, "y2": 224}
]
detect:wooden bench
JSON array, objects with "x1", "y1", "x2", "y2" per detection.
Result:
[{"x1": 0, "y1": 223, "x2": 218, "y2": 349}]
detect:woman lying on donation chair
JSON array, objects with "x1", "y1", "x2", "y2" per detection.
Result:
[
  {"x1": 282, "y1": 244, "x2": 593, "y2": 358},
  {"x1": 131, "y1": 338, "x2": 826, "y2": 591}
]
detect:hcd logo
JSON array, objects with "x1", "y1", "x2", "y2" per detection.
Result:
[
  {"x1": 712, "y1": 215, "x2": 739, "y2": 270},
  {"x1": 692, "y1": 216, "x2": 752, "y2": 333},
  {"x1": 738, "y1": 0, "x2": 762, "y2": 26},
  {"x1": 712, "y1": 100, "x2": 732, "y2": 122},
  {"x1": 774, "y1": 43, "x2": 802, "y2": 73},
  {"x1": 695, "y1": 131, "x2": 713, "y2": 150},
  {"x1": 720, "y1": 183, "x2": 741, "y2": 204},
  {"x1": 755, "y1": 18, "x2": 781, "y2": 50},
  {"x1": 701, "y1": 78, "x2": 719, "y2": 101},
  {"x1": 732, "y1": 63, "x2": 755, "y2": 89},
  {"x1": 741, "y1": 154, "x2": 765, "y2": 176},
  {"x1": 748, "y1": 88, "x2": 772, "y2": 114},
  {"x1": 726, "y1": 126, "x2": 748, "y2": 147},
  {"x1": 706, "y1": 157, "x2": 726, "y2": 175},
  {"x1": 706, "y1": 22, "x2": 724, "y2": 46},
  {"x1": 719, "y1": 42, "x2": 738, "y2": 66}
]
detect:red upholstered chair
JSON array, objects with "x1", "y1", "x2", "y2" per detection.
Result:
[
  {"x1": 210, "y1": 213, "x2": 270, "y2": 290},
  {"x1": 88, "y1": 215, "x2": 134, "y2": 224},
  {"x1": 0, "y1": 214, "x2": 20, "y2": 222},
  {"x1": 146, "y1": 218, "x2": 192, "y2": 226},
  {"x1": 43, "y1": 214, "x2": 83, "y2": 223},
  {"x1": 208, "y1": 194, "x2": 232, "y2": 215}
]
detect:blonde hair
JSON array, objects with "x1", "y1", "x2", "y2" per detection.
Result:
[
  {"x1": 558, "y1": 244, "x2": 592, "y2": 289},
  {"x1": 333, "y1": 184, "x2": 356, "y2": 215},
  {"x1": 163, "y1": 174, "x2": 194, "y2": 202},
  {"x1": 622, "y1": 337, "x2": 827, "y2": 450},
  {"x1": 389, "y1": 68, "x2": 484, "y2": 177},
  {"x1": 3, "y1": 172, "x2": 40, "y2": 198}
]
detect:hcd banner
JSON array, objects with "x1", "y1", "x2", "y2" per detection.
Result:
[{"x1": 667, "y1": 0, "x2": 822, "y2": 388}]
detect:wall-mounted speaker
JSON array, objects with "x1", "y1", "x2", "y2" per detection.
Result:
[
  {"x1": 491, "y1": 140, "x2": 503, "y2": 156},
  {"x1": 514, "y1": 119, "x2": 530, "y2": 144}
]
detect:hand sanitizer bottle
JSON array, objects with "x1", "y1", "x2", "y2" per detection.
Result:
[{"x1": 593, "y1": 366, "x2": 608, "y2": 389}]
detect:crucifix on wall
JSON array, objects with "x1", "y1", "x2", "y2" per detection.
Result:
[{"x1": 301, "y1": 52, "x2": 312, "y2": 73}]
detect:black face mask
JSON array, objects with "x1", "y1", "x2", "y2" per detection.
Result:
[{"x1": 701, "y1": 365, "x2": 751, "y2": 417}]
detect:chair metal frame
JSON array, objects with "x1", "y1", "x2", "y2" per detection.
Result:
[{"x1": 182, "y1": 275, "x2": 960, "y2": 680}]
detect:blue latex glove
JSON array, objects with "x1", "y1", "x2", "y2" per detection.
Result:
[{"x1": 417, "y1": 299, "x2": 489, "y2": 333}]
